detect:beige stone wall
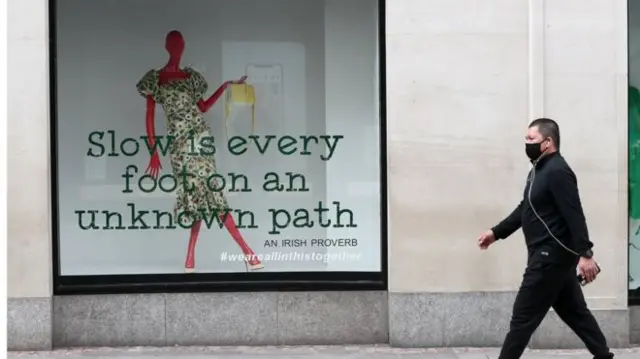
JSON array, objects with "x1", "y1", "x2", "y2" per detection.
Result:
[
  {"x1": 6, "y1": 0, "x2": 629, "y2": 311},
  {"x1": 8, "y1": 0, "x2": 53, "y2": 298},
  {"x1": 387, "y1": 0, "x2": 628, "y2": 310}
]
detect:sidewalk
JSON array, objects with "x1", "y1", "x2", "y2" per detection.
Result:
[{"x1": 8, "y1": 346, "x2": 640, "y2": 359}]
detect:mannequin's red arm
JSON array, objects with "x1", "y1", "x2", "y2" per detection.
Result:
[
  {"x1": 145, "y1": 95, "x2": 157, "y2": 154},
  {"x1": 197, "y1": 81, "x2": 229, "y2": 113}
]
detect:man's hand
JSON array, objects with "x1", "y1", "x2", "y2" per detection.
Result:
[
  {"x1": 578, "y1": 257, "x2": 600, "y2": 284},
  {"x1": 477, "y1": 230, "x2": 496, "y2": 250}
]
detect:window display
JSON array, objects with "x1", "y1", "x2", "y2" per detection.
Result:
[
  {"x1": 54, "y1": 0, "x2": 383, "y2": 277},
  {"x1": 630, "y1": 85, "x2": 640, "y2": 292},
  {"x1": 630, "y1": 1, "x2": 640, "y2": 297}
]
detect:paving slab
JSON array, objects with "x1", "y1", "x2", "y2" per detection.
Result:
[{"x1": 7, "y1": 346, "x2": 640, "y2": 359}]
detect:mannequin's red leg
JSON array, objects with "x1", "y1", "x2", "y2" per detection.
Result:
[
  {"x1": 220, "y1": 214, "x2": 263, "y2": 271},
  {"x1": 185, "y1": 220, "x2": 202, "y2": 273}
]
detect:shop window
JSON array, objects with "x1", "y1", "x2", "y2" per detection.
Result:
[
  {"x1": 629, "y1": 0, "x2": 640, "y2": 304},
  {"x1": 51, "y1": 0, "x2": 386, "y2": 293}
]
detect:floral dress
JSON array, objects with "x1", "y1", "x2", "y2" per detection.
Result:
[{"x1": 136, "y1": 67, "x2": 229, "y2": 226}]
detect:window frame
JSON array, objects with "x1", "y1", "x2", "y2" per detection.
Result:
[{"x1": 49, "y1": 0, "x2": 389, "y2": 295}]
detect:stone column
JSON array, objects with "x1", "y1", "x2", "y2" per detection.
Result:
[
  {"x1": 529, "y1": 0, "x2": 629, "y2": 347},
  {"x1": 386, "y1": 0, "x2": 629, "y2": 348},
  {"x1": 7, "y1": 0, "x2": 54, "y2": 350}
]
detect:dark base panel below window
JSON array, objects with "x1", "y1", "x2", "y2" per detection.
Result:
[{"x1": 55, "y1": 271, "x2": 386, "y2": 295}]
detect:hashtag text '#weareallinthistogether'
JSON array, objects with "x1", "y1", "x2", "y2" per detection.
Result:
[{"x1": 220, "y1": 251, "x2": 360, "y2": 263}]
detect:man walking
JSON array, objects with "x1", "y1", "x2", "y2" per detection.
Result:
[{"x1": 477, "y1": 118, "x2": 614, "y2": 359}]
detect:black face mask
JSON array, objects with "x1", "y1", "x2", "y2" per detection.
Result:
[{"x1": 525, "y1": 141, "x2": 545, "y2": 161}]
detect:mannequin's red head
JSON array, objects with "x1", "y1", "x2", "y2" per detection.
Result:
[{"x1": 165, "y1": 30, "x2": 185, "y2": 59}]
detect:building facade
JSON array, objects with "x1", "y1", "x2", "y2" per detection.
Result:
[{"x1": 7, "y1": 0, "x2": 637, "y2": 351}]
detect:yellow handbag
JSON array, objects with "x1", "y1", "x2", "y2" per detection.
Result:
[{"x1": 224, "y1": 83, "x2": 256, "y2": 138}]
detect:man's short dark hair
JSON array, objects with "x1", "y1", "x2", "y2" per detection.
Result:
[{"x1": 529, "y1": 118, "x2": 560, "y2": 150}]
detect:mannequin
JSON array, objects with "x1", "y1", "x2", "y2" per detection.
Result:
[{"x1": 136, "y1": 30, "x2": 263, "y2": 273}]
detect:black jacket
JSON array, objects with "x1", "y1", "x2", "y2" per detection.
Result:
[{"x1": 491, "y1": 152, "x2": 594, "y2": 263}]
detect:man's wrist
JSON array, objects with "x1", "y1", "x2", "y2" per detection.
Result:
[
  {"x1": 579, "y1": 249, "x2": 594, "y2": 259},
  {"x1": 490, "y1": 226, "x2": 502, "y2": 240}
]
